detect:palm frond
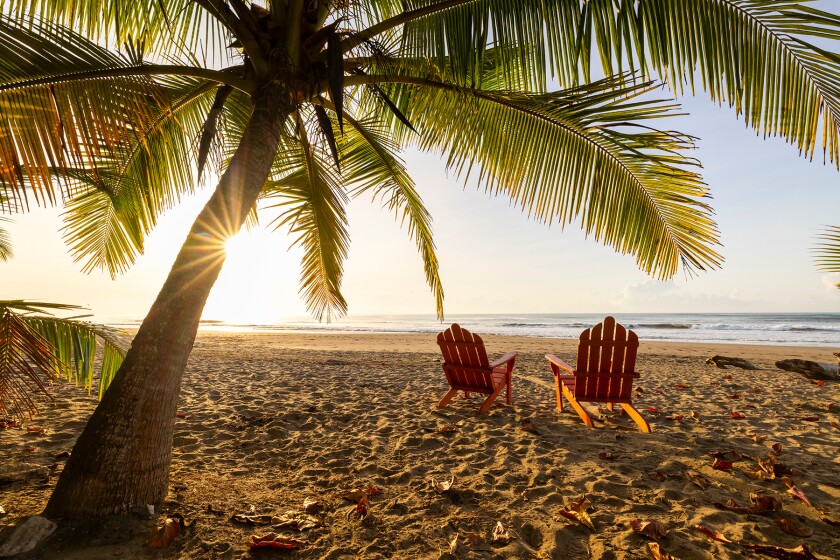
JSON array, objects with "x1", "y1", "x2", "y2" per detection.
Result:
[
  {"x1": 2, "y1": 1, "x2": 232, "y2": 66},
  {"x1": 337, "y1": 112, "x2": 445, "y2": 318},
  {"x1": 359, "y1": 73, "x2": 721, "y2": 278},
  {"x1": 262, "y1": 117, "x2": 351, "y2": 321},
  {"x1": 582, "y1": 0, "x2": 840, "y2": 165},
  {"x1": 814, "y1": 225, "x2": 840, "y2": 274},
  {"x1": 0, "y1": 215, "x2": 11, "y2": 261},
  {"x1": 0, "y1": 301, "x2": 128, "y2": 423}
]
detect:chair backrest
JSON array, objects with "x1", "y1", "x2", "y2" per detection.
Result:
[
  {"x1": 574, "y1": 316, "x2": 639, "y2": 402},
  {"x1": 437, "y1": 324, "x2": 493, "y2": 392}
]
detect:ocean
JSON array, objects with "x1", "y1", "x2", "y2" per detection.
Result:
[{"x1": 187, "y1": 313, "x2": 840, "y2": 347}]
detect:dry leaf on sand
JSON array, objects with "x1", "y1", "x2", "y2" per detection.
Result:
[
  {"x1": 782, "y1": 477, "x2": 813, "y2": 507},
  {"x1": 303, "y1": 497, "x2": 322, "y2": 514},
  {"x1": 685, "y1": 471, "x2": 709, "y2": 490},
  {"x1": 432, "y1": 475, "x2": 456, "y2": 494},
  {"x1": 346, "y1": 495, "x2": 369, "y2": 521},
  {"x1": 599, "y1": 451, "x2": 615, "y2": 460},
  {"x1": 772, "y1": 443, "x2": 783, "y2": 456},
  {"x1": 714, "y1": 498, "x2": 751, "y2": 515},
  {"x1": 742, "y1": 543, "x2": 823, "y2": 559},
  {"x1": 272, "y1": 510, "x2": 322, "y2": 531},
  {"x1": 492, "y1": 521, "x2": 515, "y2": 543},
  {"x1": 712, "y1": 458, "x2": 733, "y2": 470},
  {"x1": 694, "y1": 525, "x2": 732, "y2": 543},
  {"x1": 520, "y1": 419, "x2": 540, "y2": 434},
  {"x1": 648, "y1": 470, "x2": 667, "y2": 481},
  {"x1": 747, "y1": 433, "x2": 767, "y2": 443},
  {"x1": 749, "y1": 494, "x2": 783, "y2": 514},
  {"x1": 249, "y1": 533, "x2": 308, "y2": 550},
  {"x1": 147, "y1": 518, "x2": 180, "y2": 549},
  {"x1": 558, "y1": 495, "x2": 595, "y2": 531},
  {"x1": 648, "y1": 542, "x2": 678, "y2": 560},
  {"x1": 340, "y1": 490, "x2": 367, "y2": 502},
  {"x1": 630, "y1": 519, "x2": 669, "y2": 541},
  {"x1": 774, "y1": 518, "x2": 814, "y2": 537}
]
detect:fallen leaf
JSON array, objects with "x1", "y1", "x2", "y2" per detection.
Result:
[
  {"x1": 712, "y1": 458, "x2": 733, "y2": 470},
  {"x1": 742, "y1": 543, "x2": 821, "y2": 559},
  {"x1": 686, "y1": 471, "x2": 709, "y2": 489},
  {"x1": 230, "y1": 514, "x2": 273, "y2": 525},
  {"x1": 782, "y1": 477, "x2": 813, "y2": 507},
  {"x1": 492, "y1": 521, "x2": 515, "y2": 543},
  {"x1": 674, "y1": 384, "x2": 691, "y2": 389},
  {"x1": 630, "y1": 519, "x2": 669, "y2": 541},
  {"x1": 147, "y1": 518, "x2": 180, "y2": 549},
  {"x1": 599, "y1": 451, "x2": 615, "y2": 460},
  {"x1": 558, "y1": 495, "x2": 595, "y2": 531},
  {"x1": 694, "y1": 525, "x2": 732, "y2": 543},
  {"x1": 341, "y1": 490, "x2": 367, "y2": 502},
  {"x1": 690, "y1": 411, "x2": 701, "y2": 421},
  {"x1": 272, "y1": 510, "x2": 322, "y2": 531},
  {"x1": 714, "y1": 498, "x2": 751, "y2": 514},
  {"x1": 730, "y1": 394, "x2": 742, "y2": 399},
  {"x1": 820, "y1": 516, "x2": 840, "y2": 527},
  {"x1": 748, "y1": 433, "x2": 767, "y2": 443},
  {"x1": 432, "y1": 475, "x2": 455, "y2": 494},
  {"x1": 647, "y1": 407, "x2": 658, "y2": 412},
  {"x1": 647, "y1": 542, "x2": 678, "y2": 560},
  {"x1": 730, "y1": 411, "x2": 746, "y2": 419},
  {"x1": 725, "y1": 374, "x2": 733, "y2": 380},
  {"x1": 749, "y1": 494, "x2": 782, "y2": 514},
  {"x1": 303, "y1": 497, "x2": 322, "y2": 514},
  {"x1": 520, "y1": 419, "x2": 540, "y2": 435},
  {"x1": 774, "y1": 518, "x2": 814, "y2": 537},
  {"x1": 652, "y1": 390, "x2": 665, "y2": 395},
  {"x1": 752, "y1": 388, "x2": 762, "y2": 393},
  {"x1": 437, "y1": 425, "x2": 457, "y2": 434},
  {"x1": 175, "y1": 413, "x2": 186, "y2": 419},
  {"x1": 365, "y1": 486, "x2": 383, "y2": 496},
  {"x1": 648, "y1": 470, "x2": 667, "y2": 481},
  {"x1": 708, "y1": 450, "x2": 743, "y2": 461},
  {"x1": 26, "y1": 426, "x2": 44, "y2": 433},
  {"x1": 772, "y1": 443, "x2": 783, "y2": 456},
  {"x1": 667, "y1": 415, "x2": 683, "y2": 422},
  {"x1": 249, "y1": 533, "x2": 307, "y2": 550}
]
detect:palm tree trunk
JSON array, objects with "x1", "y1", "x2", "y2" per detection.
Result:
[{"x1": 44, "y1": 91, "x2": 289, "y2": 518}]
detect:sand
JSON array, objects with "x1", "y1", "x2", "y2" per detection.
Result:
[{"x1": 1, "y1": 331, "x2": 838, "y2": 559}]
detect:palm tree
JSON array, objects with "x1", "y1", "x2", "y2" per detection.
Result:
[
  {"x1": 0, "y1": 300, "x2": 126, "y2": 423},
  {"x1": 0, "y1": 1, "x2": 838, "y2": 518}
]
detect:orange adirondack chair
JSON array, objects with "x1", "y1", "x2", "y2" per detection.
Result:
[
  {"x1": 545, "y1": 316, "x2": 651, "y2": 432},
  {"x1": 436, "y1": 324, "x2": 517, "y2": 414}
]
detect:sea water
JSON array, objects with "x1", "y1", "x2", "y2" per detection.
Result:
[{"x1": 190, "y1": 313, "x2": 839, "y2": 347}]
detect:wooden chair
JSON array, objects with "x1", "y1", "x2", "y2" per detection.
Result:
[
  {"x1": 545, "y1": 316, "x2": 650, "y2": 432},
  {"x1": 436, "y1": 324, "x2": 517, "y2": 414}
]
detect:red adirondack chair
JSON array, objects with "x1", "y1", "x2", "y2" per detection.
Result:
[
  {"x1": 436, "y1": 324, "x2": 517, "y2": 414},
  {"x1": 545, "y1": 316, "x2": 651, "y2": 432}
]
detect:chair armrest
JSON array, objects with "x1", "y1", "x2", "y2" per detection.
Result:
[
  {"x1": 490, "y1": 352, "x2": 518, "y2": 368},
  {"x1": 545, "y1": 354, "x2": 574, "y2": 374}
]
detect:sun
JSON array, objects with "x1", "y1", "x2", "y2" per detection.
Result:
[{"x1": 200, "y1": 229, "x2": 304, "y2": 325}]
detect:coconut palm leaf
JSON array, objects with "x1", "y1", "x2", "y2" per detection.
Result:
[
  {"x1": 0, "y1": 214, "x2": 11, "y2": 261},
  {"x1": 0, "y1": 301, "x2": 128, "y2": 422},
  {"x1": 353, "y1": 72, "x2": 721, "y2": 278},
  {"x1": 336, "y1": 112, "x2": 444, "y2": 318},
  {"x1": 814, "y1": 225, "x2": 840, "y2": 276},
  {"x1": 262, "y1": 117, "x2": 351, "y2": 321}
]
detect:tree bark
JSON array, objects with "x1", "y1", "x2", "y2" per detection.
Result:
[{"x1": 44, "y1": 90, "x2": 289, "y2": 518}]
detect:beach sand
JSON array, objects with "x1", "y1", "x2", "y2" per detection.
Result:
[{"x1": 1, "y1": 332, "x2": 838, "y2": 559}]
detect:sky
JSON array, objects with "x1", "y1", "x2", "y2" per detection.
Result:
[{"x1": 2, "y1": 82, "x2": 840, "y2": 325}]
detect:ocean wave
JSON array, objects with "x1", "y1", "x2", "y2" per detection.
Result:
[{"x1": 632, "y1": 323, "x2": 693, "y2": 330}]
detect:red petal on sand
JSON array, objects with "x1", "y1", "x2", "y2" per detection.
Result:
[
  {"x1": 175, "y1": 413, "x2": 186, "y2": 419},
  {"x1": 652, "y1": 390, "x2": 665, "y2": 395},
  {"x1": 712, "y1": 458, "x2": 733, "y2": 470},
  {"x1": 673, "y1": 384, "x2": 691, "y2": 389},
  {"x1": 695, "y1": 525, "x2": 732, "y2": 543},
  {"x1": 666, "y1": 415, "x2": 683, "y2": 422},
  {"x1": 646, "y1": 407, "x2": 658, "y2": 412},
  {"x1": 249, "y1": 534, "x2": 306, "y2": 549},
  {"x1": 26, "y1": 426, "x2": 44, "y2": 433},
  {"x1": 809, "y1": 380, "x2": 824, "y2": 387},
  {"x1": 729, "y1": 394, "x2": 742, "y2": 399},
  {"x1": 725, "y1": 374, "x2": 733, "y2": 380},
  {"x1": 730, "y1": 412, "x2": 745, "y2": 419},
  {"x1": 365, "y1": 486, "x2": 383, "y2": 496}
]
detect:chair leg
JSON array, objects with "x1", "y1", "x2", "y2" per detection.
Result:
[
  {"x1": 561, "y1": 384, "x2": 594, "y2": 428},
  {"x1": 554, "y1": 376, "x2": 563, "y2": 412},
  {"x1": 505, "y1": 371, "x2": 512, "y2": 404},
  {"x1": 619, "y1": 403, "x2": 651, "y2": 433},
  {"x1": 606, "y1": 403, "x2": 614, "y2": 412},
  {"x1": 479, "y1": 382, "x2": 507, "y2": 414},
  {"x1": 437, "y1": 388, "x2": 459, "y2": 409}
]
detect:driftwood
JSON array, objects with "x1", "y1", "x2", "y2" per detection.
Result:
[
  {"x1": 775, "y1": 359, "x2": 840, "y2": 381},
  {"x1": 0, "y1": 516, "x2": 56, "y2": 557},
  {"x1": 705, "y1": 355, "x2": 759, "y2": 370}
]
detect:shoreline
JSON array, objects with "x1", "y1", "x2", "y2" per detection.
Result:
[{"x1": 2, "y1": 331, "x2": 838, "y2": 559}]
